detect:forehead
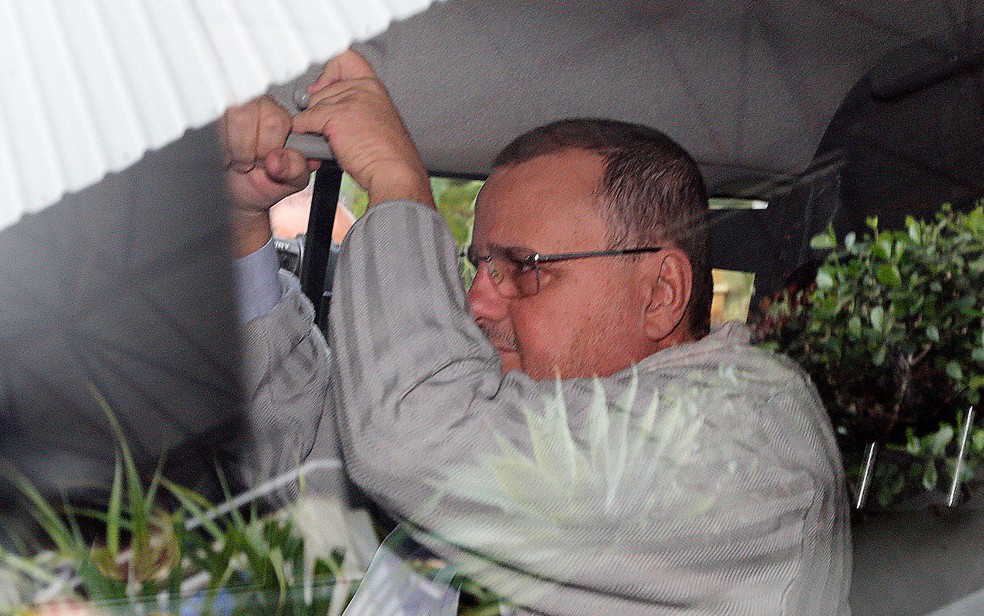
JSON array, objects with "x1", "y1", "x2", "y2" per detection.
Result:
[{"x1": 474, "y1": 149, "x2": 609, "y2": 248}]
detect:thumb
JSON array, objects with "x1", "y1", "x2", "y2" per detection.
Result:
[{"x1": 263, "y1": 148, "x2": 312, "y2": 191}]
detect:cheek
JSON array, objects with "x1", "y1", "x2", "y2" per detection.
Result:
[
  {"x1": 509, "y1": 294, "x2": 598, "y2": 374},
  {"x1": 512, "y1": 278, "x2": 643, "y2": 378},
  {"x1": 507, "y1": 300, "x2": 566, "y2": 374}
]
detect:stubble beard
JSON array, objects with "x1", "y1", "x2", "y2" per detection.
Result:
[{"x1": 477, "y1": 319, "x2": 522, "y2": 369}]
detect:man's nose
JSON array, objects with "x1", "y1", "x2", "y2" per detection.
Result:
[{"x1": 467, "y1": 263, "x2": 510, "y2": 320}]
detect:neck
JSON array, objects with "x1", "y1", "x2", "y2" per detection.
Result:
[{"x1": 652, "y1": 322, "x2": 696, "y2": 354}]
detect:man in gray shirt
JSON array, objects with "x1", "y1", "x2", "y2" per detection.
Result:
[{"x1": 225, "y1": 50, "x2": 851, "y2": 614}]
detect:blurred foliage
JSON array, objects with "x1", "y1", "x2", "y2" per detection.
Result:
[
  {"x1": 343, "y1": 174, "x2": 482, "y2": 249},
  {"x1": 1, "y1": 389, "x2": 512, "y2": 615},
  {"x1": 755, "y1": 201, "x2": 984, "y2": 507},
  {"x1": 0, "y1": 389, "x2": 355, "y2": 615}
]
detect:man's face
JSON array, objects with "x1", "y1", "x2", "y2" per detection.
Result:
[{"x1": 468, "y1": 149, "x2": 658, "y2": 380}]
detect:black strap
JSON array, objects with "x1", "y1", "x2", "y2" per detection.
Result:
[{"x1": 300, "y1": 163, "x2": 343, "y2": 330}]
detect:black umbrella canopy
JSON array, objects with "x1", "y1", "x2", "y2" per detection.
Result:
[
  {"x1": 819, "y1": 26, "x2": 984, "y2": 234},
  {"x1": 346, "y1": 0, "x2": 983, "y2": 199},
  {"x1": 271, "y1": 0, "x2": 978, "y2": 306}
]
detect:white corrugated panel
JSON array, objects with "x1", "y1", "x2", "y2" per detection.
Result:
[{"x1": 0, "y1": 0, "x2": 437, "y2": 231}]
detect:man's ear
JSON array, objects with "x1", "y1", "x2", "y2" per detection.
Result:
[{"x1": 642, "y1": 249, "x2": 693, "y2": 343}]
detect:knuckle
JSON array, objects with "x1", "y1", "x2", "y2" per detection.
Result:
[{"x1": 260, "y1": 111, "x2": 290, "y2": 134}]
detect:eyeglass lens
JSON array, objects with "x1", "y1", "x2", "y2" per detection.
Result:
[{"x1": 464, "y1": 247, "x2": 540, "y2": 298}]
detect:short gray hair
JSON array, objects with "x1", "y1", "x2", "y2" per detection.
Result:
[{"x1": 493, "y1": 119, "x2": 712, "y2": 338}]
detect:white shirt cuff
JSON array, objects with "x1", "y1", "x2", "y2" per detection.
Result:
[{"x1": 234, "y1": 238, "x2": 283, "y2": 324}]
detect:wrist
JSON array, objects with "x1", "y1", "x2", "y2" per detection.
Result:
[
  {"x1": 366, "y1": 164, "x2": 434, "y2": 209},
  {"x1": 231, "y1": 210, "x2": 273, "y2": 258}
]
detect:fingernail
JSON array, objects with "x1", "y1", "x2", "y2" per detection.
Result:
[
  {"x1": 293, "y1": 87, "x2": 310, "y2": 110},
  {"x1": 266, "y1": 153, "x2": 282, "y2": 175}
]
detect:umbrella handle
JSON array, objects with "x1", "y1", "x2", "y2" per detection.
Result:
[{"x1": 285, "y1": 132, "x2": 335, "y2": 161}]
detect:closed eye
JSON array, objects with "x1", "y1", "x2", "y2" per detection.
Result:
[{"x1": 513, "y1": 256, "x2": 538, "y2": 274}]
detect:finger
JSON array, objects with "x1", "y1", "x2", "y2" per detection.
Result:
[
  {"x1": 291, "y1": 104, "x2": 333, "y2": 140},
  {"x1": 263, "y1": 148, "x2": 312, "y2": 190},
  {"x1": 254, "y1": 96, "x2": 292, "y2": 157},
  {"x1": 222, "y1": 100, "x2": 261, "y2": 172},
  {"x1": 296, "y1": 81, "x2": 386, "y2": 141},
  {"x1": 306, "y1": 75, "x2": 388, "y2": 113},
  {"x1": 307, "y1": 48, "x2": 377, "y2": 93}
]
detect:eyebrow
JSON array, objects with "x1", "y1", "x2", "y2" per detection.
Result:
[{"x1": 484, "y1": 243, "x2": 539, "y2": 259}]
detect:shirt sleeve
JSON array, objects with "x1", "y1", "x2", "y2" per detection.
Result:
[
  {"x1": 233, "y1": 270, "x2": 349, "y2": 507},
  {"x1": 234, "y1": 237, "x2": 282, "y2": 324}
]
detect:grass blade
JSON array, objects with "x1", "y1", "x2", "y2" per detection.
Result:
[{"x1": 107, "y1": 455, "x2": 124, "y2": 557}]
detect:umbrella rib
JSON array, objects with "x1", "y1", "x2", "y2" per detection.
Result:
[
  {"x1": 136, "y1": 285, "x2": 240, "y2": 384},
  {"x1": 73, "y1": 322, "x2": 238, "y2": 411},
  {"x1": 848, "y1": 131, "x2": 984, "y2": 201},
  {"x1": 733, "y1": 2, "x2": 751, "y2": 159}
]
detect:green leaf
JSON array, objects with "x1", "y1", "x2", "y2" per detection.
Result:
[
  {"x1": 816, "y1": 269, "x2": 834, "y2": 289},
  {"x1": 908, "y1": 219, "x2": 921, "y2": 243},
  {"x1": 873, "y1": 345, "x2": 887, "y2": 366},
  {"x1": 810, "y1": 232, "x2": 836, "y2": 250},
  {"x1": 906, "y1": 429, "x2": 921, "y2": 455},
  {"x1": 922, "y1": 461, "x2": 938, "y2": 491},
  {"x1": 926, "y1": 325, "x2": 940, "y2": 343},
  {"x1": 844, "y1": 232, "x2": 856, "y2": 250},
  {"x1": 162, "y1": 480, "x2": 223, "y2": 541},
  {"x1": 75, "y1": 554, "x2": 127, "y2": 602},
  {"x1": 870, "y1": 306, "x2": 884, "y2": 331},
  {"x1": 928, "y1": 425, "x2": 954, "y2": 457},
  {"x1": 269, "y1": 547, "x2": 288, "y2": 612},
  {"x1": 873, "y1": 235, "x2": 893, "y2": 260},
  {"x1": 946, "y1": 361, "x2": 964, "y2": 381},
  {"x1": 87, "y1": 385, "x2": 152, "y2": 569},
  {"x1": 972, "y1": 348, "x2": 984, "y2": 363},
  {"x1": 0, "y1": 460, "x2": 76, "y2": 553},
  {"x1": 876, "y1": 263, "x2": 902, "y2": 287},
  {"x1": 107, "y1": 456, "x2": 123, "y2": 557}
]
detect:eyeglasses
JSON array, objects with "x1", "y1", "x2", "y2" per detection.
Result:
[{"x1": 463, "y1": 245, "x2": 662, "y2": 298}]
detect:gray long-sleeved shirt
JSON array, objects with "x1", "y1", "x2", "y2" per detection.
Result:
[{"x1": 242, "y1": 200, "x2": 851, "y2": 615}]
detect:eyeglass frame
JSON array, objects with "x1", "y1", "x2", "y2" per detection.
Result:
[{"x1": 463, "y1": 245, "x2": 663, "y2": 298}]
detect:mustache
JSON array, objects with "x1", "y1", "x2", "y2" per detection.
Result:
[{"x1": 476, "y1": 318, "x2": 517, "y2": 351}]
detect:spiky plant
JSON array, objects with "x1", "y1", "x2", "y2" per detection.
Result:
[{"x1": 416, "y1": 367, "x2": 751, "y2": 607}]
